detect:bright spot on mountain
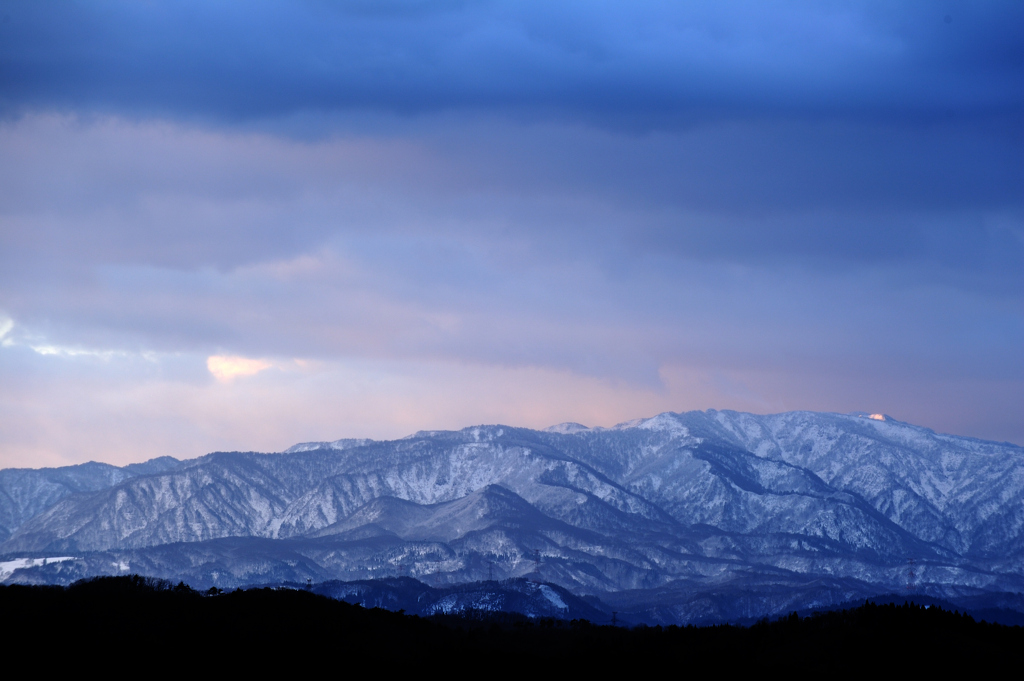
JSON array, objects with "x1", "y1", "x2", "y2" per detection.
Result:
[{"x1": 207, "y1": 355, "x2": 272, "y2": 382}]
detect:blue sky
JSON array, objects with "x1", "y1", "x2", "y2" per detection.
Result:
[{"x1": 1, "y1": 1, "x2": 1021, "y2": 466}]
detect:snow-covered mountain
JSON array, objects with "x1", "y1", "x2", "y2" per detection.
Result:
[
  {"x1": 0, "y1": 457, "x2": 180, "y2": 543},
  {"x1": 3, "y1": 410, "x2": 1023, "y2": 622}
]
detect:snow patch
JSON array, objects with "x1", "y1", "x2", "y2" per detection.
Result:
[
  {"x1": 466, "y1": 427, "x2": 504, "y2": 442},
  {"x1": 538, "y1": 584, "x2": 568, "y2": 610},
  {"x1": 0, "y1": 556, "x2": 76, "y2": 581},
  {"x1": 432, "y1": 595, "x2": 459, "y2": 614}
]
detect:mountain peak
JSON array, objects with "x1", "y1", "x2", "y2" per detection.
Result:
[
  {"x1": 284, "y1": 438, "x2": 374, "y2": 453},
  {"x1": 544, "y1": 422, "x2": 591, "y2": 434}
]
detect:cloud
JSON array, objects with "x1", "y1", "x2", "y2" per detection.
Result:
[
  {"x1": 207, "y1": 355, "x2": 273, "y2": 382},
  {"x1": 1, "y1": 115, "x2": 1019, "y2": 282},
  {"x1": 0, "y1": 315, "x2": 12, "y2": 345},
  {"x1": 0, "y1": 2, "x2": 1020, "y2": 126},
  {"x1": 0, "y1": 114, "x2": 1019, "y2": 386},
  {"x1": 0, "y1": 3, "x2": 1021, "y2": 464},
  {"x1": 2, "y1": 345, "x2": 1021, "y2": 469}
]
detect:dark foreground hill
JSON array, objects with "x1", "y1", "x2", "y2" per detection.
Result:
[{"x1": 0, "y1": 576, "x2": 1019, "y2": 673}]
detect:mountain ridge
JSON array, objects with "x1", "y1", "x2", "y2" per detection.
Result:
[{"x1": 2, "y1": 409, "x2": 1022, "y2": 623}]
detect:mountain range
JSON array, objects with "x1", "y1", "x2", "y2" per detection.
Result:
[{"x1": 2, "y1": 409, "x2": 1023, "y2": 624}]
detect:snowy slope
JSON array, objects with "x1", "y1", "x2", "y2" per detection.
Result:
[
  {"x1": 2, "y1": 411, "x2": 1022, "y2": 600},
  {"x1": 0, "y1": 457, "x2": 180, "y2": 543}
]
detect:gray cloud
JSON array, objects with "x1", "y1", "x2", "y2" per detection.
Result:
[{"x1": 0, "y1": 2, "x2": 1021, "y2": 461}]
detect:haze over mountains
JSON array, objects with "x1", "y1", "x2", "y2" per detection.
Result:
[{"x1": 2, "y1": 409, "x2": 1023, "y2": 623}]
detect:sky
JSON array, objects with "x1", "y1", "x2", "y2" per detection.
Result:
[{"x1": 0, "y1": 1, "x2": 1021, "y2": 468}]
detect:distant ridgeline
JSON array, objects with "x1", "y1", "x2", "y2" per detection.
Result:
[
  {"x1": 2, "y1": 410, "x2": 1024, "y2": 625},
  {"x1": 1, "y1": 576, "x2": 1019, "y2": 672}
]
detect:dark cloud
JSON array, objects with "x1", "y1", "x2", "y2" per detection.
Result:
[
  {"x1": 2, "y1": 2, "x2": 1019, "y2": 282},
  {"x1": 1, "y1": 1, "x2": 1021, "y2": 125}
]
